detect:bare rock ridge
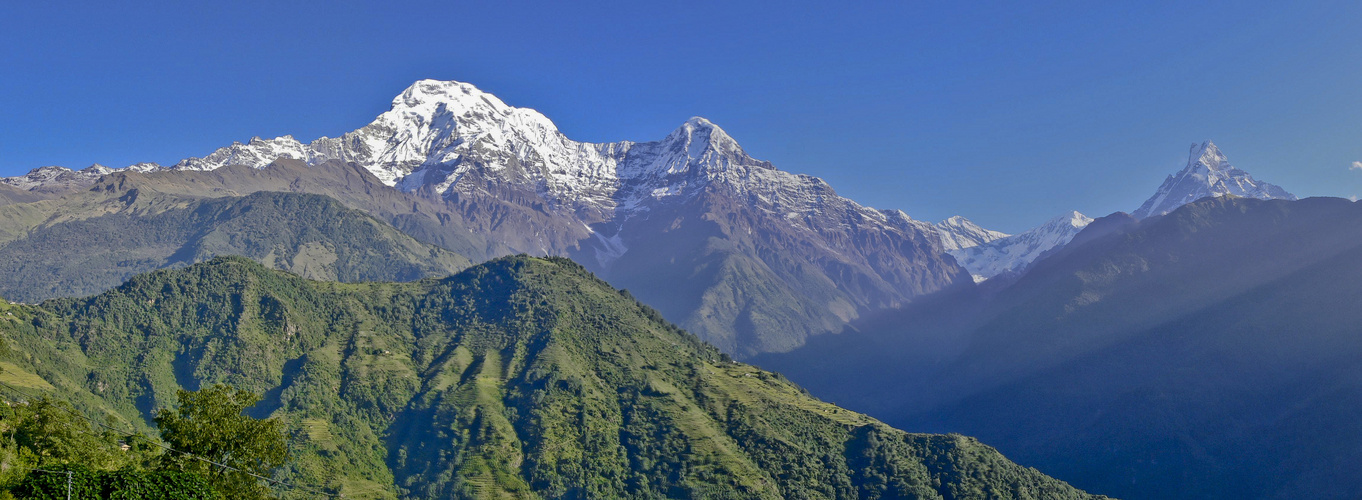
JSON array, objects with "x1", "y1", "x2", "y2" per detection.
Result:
[{"x1": 0, "y1": 79, "x2": 968, "y2": 357}]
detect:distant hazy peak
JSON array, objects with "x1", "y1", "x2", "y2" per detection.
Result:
[
  {"x1": 934, "y1": 215, "x2": 1009, "y2": 251},
  {"x1": 1047, "y1": 210, "x2": 1094, "y2": 229},
  {"x1": 947, "y1": 210, "x2": 1093, "y2": 282},
  {"x1": 0, "y1": 165, "x2": 114, "y2": 190},
  {"x1": 1132, "y1": 140, "x2": 1296, "y2": 219}
]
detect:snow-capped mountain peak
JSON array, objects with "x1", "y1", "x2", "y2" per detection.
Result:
[
  {"x1": 934, "y1": 216, "x2": 1009, "y2": 251},
  {"x1": 2, "y1": 165, "x2": 110, "y2": 190},
  {"x1": 1052, "y1": 210, "x2": 1092, "y2": 229},
  {"x1": 2, "y1": 80, "x2": 927, "y2": 241},
  {"x1": 670, "y1": 117, "x2": 740, "y2": 155},
  {"x1": 1132, "y1": 141, "x2": 1295, "y2": 219},
  {"x1": 947, "y1": 210, "x2": 1093, "y2": 282}
]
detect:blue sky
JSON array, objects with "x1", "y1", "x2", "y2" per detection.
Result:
[{"x1": 3, "y1": 1, "x2": 1361, "y2": 232}]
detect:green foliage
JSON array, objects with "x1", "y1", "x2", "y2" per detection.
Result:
[
  {"x1": 0, "y1": 396, "x2": 219, "y2": 498},
  {"x1": 155, "y1": 385, "x2": 287, "y2": 500},
  {"x1": 0, "y1": 256, "x2": 1101, "y2": 499},
  {"x1": 1, "y1": 397, "x2": 143, "y2": 471},
  {"x1": 11, "y1": 465, "x2": 216, "y2": 500}
]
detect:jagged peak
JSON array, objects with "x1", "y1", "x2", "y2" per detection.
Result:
[
  {"x1": 376, "y1": 79, "x2": 560, "y2": 137},
  {"x1": 664, "y1": 116, "x2": 742, "y2": 157},
  {"x1": 25, "y1": 166, "x2": 73, "y2": 175},
  {"x1": 1044, "y1": 210, "x2": 1093, "y2": 228},
  {"x1": 1134, "y1": 141, "x2": 1296, "y2": 220},
  {"x1": 1187, "y1": 140, "x2": 1230, "y2": 172},
  {"x1": 938, "y1": 215, "x2": 975, "y2": 227},
  {"x1": 395, "y1": 79, "x2": 498, "y2": 108},
  {"x1": 124, "y1": 162, "x2": 163, "y2": 173},
  {"x1": 934, "y1": 215, "x2": 1010, "y2": 252},
  {"x1": 671, "y1": 116, "x2": 726, "y2": 137},
  {"x1": 682, "y1": 116, "x2": 719, "y2": 129},
  {"x1": 248, "y1": 135, "x2": 298, "y2": 145}
]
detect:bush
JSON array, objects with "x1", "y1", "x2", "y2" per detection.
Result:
[{"x1": 11, "y1": 465, "x2": 216, "y2": 500}]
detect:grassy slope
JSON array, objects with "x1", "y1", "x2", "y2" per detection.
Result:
[{"x1": 0, "y1": 257, "x2": 1101, "y2": 499}]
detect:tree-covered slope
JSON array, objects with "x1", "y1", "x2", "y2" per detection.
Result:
[
  {"x1": 0, "y1": 190, "x2": 470, "y2": 302},
  {"x1": 760, "y1": 196, "x2": 1362, "y2": 499},
  {"x1": 0, "y1": 256, "x2": 1102, "y2": 499}
]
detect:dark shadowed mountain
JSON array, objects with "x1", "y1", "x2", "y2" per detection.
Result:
[{"x1": 758, "y1": 196, "x2": 1362, "y2": 499}]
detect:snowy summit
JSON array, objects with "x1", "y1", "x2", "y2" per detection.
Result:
[
  {"x1": 1132, "y1": 141, "x2": 1295, "y2": 219},
  {"x1": 946, "y1": 211, "x2": 1093, "y2": 282}
]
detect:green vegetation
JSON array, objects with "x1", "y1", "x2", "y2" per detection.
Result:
[
  {"x1": 0, "y1": 392, "x2": 230, "y2": 499},
  {"x1": 12, "y1": 466, "x2": 215, "y2": 500},
  {"x1": 0, "y1": 256, "x2": 1101, "y2": 499},
  {"x1": 156, "y1": 385, "x2": 288, "y2": 500}
]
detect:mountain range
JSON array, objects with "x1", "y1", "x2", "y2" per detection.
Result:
[
  {"x1": 930, "y1": 140, "x2": 1295, "y2": 282},
  {"x1": 0, "y1": 74, "x2": 1334, "y2": 499},
  {"x1": 3, "y1": 81, "x2": 1293, "y2": 357},
  {"x1": 938, "y1": 212, "x2": 1093, "y2": 283},
  {"x1": 1, "y1": 79, "x2": 967, "y2": 357}
]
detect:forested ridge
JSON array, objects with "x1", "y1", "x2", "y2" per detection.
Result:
[{"x1": 0, "y1": 256, "x2": 1102, "y2": 499}]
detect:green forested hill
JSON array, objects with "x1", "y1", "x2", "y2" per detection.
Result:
[
  {"x1": 0, "y1": 256, "x2": 1102, "y2": 499},
  {"x1": 0, "y1": 190, "x2": 470, "y2": 302}
]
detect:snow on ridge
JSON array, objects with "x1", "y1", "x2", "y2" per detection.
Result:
[
  {"x1": 934, "y1": 215, "x2": 1009, "y2": 252},
  {"x1": 947, "y1": 210, "x2": 1093, "y2": 282},
  {"x1": 1, "y1": 79, "x2": 933, "y2": 240},
  {"x1": 0, "y1": 163, "x2": 161, "y2": 190}
]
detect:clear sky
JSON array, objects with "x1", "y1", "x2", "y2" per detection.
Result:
[{"x1": 3, "y1": 1, "x2": 1361, "y2": 232}]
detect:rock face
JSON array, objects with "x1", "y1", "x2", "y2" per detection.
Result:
[
  {"x1": 1132, "y1": 141, "x2": 1295, "y2": 219},
  {"x1": 0, "y1": 79, "x2": 969, "y2": 356}
]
